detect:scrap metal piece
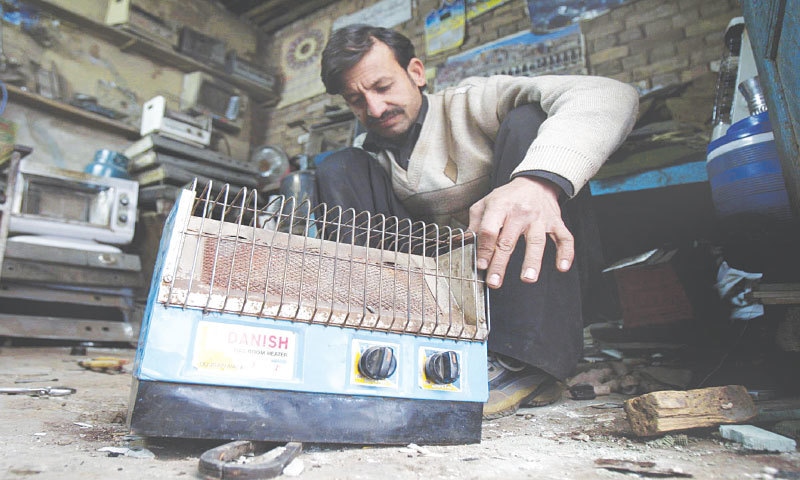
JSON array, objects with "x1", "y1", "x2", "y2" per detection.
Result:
[
  {"x1": 595, "y1": 458, "x2": 693, "y2": 478},
  {"x1": 199, "y1": 441, "x2": 303, "y2": 480},
  {"x1": 0, "y1": 386, "x2": 76, "y2": 397}
]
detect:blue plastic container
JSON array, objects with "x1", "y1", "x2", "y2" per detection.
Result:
[
  {"x1": 706, "y1": 112, "x2": 793, "y2": 222},
  {"x1": 84, "y1": 149, "x2": 131, "y2": 179}
]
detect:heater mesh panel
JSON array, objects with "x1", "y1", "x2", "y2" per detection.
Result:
[{"x1": 157, "y1": 184, "x2": 488, "y2": 341}]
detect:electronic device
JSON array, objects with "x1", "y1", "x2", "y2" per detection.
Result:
[
  {"x1": 104, "y1": 0, "x2": 178, "y2": 47},
  {"x1": 141, "y1": 96, "x2": 212, "y2": 148},
  {"x1": 224, "y1": 51, "x2": 278, "y2": 90},
  {"x1": 180, "y1": 72, "x2": 242, "y2": 133},
  {"x1": 177, "y1": 27, "x2": 226, "y2": 68},
  {"x1": 128, "y1": 184, "x2": 489, "y2": 445},
  {"x1": 8, "y1": 158, "x2": 139, "y2": 245}
]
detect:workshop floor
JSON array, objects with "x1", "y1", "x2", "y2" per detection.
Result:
[{"x1": 1, "y1": 345, "x2": 798, "y2": 480}]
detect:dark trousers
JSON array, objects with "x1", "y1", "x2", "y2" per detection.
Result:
[{"x1": 315, "y1": 105, "x2": 593, "y2": 380}]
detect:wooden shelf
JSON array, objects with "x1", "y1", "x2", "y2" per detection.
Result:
[
  {"x1": 7, "y1": 85, "x2": 140, "y2": 139},
  {"x1": 23, "y1": 0, "x2": 280, "y2": 103}
]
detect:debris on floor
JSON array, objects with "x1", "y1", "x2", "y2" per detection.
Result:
[
  {"x1": 719, "y1": 425, "x2": 797, "y2": 453},
  {"x1": 78, "y1": 357, "x2": 130, "y2": 373},
  {"x1": 2, "y1": 346, "x2": 798, "y2": 479},
  {"x1": 624, "y1": 385, "x2": 758, "y2": 436},
  {"x1": 594, "y1": 458, "x2": 693, "y2": 477}
]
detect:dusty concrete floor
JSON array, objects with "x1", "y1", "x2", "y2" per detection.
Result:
[{"x1": 1, "y1": 345, "x2": 798, "y2": 480}]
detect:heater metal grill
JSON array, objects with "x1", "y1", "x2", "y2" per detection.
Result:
[{"x1": 156, "y1": 183, "x2": 489, "y2": 341}]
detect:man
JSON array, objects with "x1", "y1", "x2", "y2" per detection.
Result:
[{"x1": 315, "y1": 24, "x2": 638, "y2": 419}]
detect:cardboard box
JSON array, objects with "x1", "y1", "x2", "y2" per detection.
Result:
[{"x1": 603, "y1": 249, "x2": 695, "y2": 328}]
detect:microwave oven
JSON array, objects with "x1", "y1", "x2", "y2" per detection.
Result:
[{"x1": 8, "y1": 158, "x2": 139, "y2": 245}]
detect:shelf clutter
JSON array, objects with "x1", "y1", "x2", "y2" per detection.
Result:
[
  {"x1": 24, "y1": 0, "x2": 281, "y2": 104},
  {"x1": 124, "y1": 134, "x2": 265, "y2": 214}
]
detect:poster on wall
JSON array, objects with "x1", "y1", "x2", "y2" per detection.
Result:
[
  {"x1": 526, "y1": 0, "x2": 632, "y2": 33},
  {"x1": 277, "y1": 19, "x2": 331, "y2": 108},
  {"x1": 434, "y1": 23, "x2": 585, "y2": 91},
  {"x1": 333, "y1": 0, "x2": 412, "y2": 31},
  {"x1": 425, "y1": 1, "x2": 466, "y2": 56},
  {"x1": 466, "y1": 0, "x2": 511, "y2": 19}
]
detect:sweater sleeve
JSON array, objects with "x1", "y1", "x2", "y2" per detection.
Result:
[{"x1": 470, "y1": 75, "x2": 639, "y2": 196}]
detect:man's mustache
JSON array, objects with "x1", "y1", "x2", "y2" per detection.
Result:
[{"x1": 366, "y1": 108, "x2": 404, "y2": 126}]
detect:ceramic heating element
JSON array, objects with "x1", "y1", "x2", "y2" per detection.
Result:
[{"x1": 128, "y1": 182, "x2": 489, "y2": 445}]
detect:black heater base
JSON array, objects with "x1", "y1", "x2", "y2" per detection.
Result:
[{"x1": 128, "y1": 379, "x2": 483, "y2": 445}]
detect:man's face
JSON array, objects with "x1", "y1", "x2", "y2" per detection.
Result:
[{"x1": 340, "y1": 40, "x2": 427, "y2": 140}]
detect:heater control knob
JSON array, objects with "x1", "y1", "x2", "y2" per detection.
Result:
[
  {"x1": 119, "y1": 194, "x2": 130, "y2": 206},
  {"x1": 358, "y1": 346, "x2": 397, "y2": 380},
  {"x1": 118, "y1": 213, "x2": 129, "y2": 223},
  {"x1": 425, "y1": 351, "x2": 460, "y2": 384}
]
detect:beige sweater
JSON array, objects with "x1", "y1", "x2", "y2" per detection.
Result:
[{"x1": 362, "y1": 74, "x2": 639, "y2": 227}]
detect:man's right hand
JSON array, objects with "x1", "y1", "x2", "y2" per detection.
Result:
[{"x1": 468, "y1": 176, "x2": 574, "y2": 289}]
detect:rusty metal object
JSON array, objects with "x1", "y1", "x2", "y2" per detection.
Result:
[{"x1": 199, "y1": 441, "x2": 302, "y2": 479}]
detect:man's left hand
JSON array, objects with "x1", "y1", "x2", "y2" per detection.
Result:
[{"x1": 468, "y1": 176, "x2": 574, "y2": 289}]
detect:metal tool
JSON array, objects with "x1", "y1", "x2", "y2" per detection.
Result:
[
  {"x1": 0, "y1": 387, "x2": 76, "y2": 397},
  {"x1": 128, "y1": 181, "x2": 489, "y2": 445},
  {"x1": 199, "y1": 441, "x2": 302, "y2": 480}
]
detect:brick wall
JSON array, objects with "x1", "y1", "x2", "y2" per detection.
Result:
[
  {"x1": 582, "y1": 0, "x2": 742, "y2": 93},
  {"x1": 258, "y1": 0, "x2": 742, "y2": 158}
]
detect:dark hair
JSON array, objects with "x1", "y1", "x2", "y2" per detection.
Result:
[{"x1": 321, "y1": 24, "x2": 416, "y2": 95}]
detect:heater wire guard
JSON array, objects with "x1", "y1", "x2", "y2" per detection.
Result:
[{"x1": 157, "y1": 181, "x2": 489, "y2": 342}]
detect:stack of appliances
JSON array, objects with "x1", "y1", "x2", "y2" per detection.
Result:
[{"x1": 0, "y1": 155, "x2": 142, "y2": 343}]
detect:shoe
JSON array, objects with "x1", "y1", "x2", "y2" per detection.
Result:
[{"x1": 482, "y1": 352, "x2": 564, "y2": 420}]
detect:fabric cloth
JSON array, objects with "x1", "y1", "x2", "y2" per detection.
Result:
[{"x1": 316, "y1": 103, "x2": 601, "y2": 380}]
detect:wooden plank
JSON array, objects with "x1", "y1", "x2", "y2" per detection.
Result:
[
  {"x1": 749, "y1": 283, "x2": 800, "y2": 305},
  {"x1": 624, "y1": 385, "x2": 758, "y2": 436},
  {"x1": 7, "y1": 85, "x2": 139, "y2": 139}
]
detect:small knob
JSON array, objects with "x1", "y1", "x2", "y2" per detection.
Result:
[
  {"x1": 119, "y1": 194, "x2": 129, "y2": 206},
  {"x1": 118, "y1": 213, "x2": 128, "y2": 223},
  {"x1": 358, "y1": 346, "x2": 397, "y2": 380},
  {"x1": 425, "y1": 351, "x2": 460, "y2": 384}
]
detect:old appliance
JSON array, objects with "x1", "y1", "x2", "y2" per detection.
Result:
[
  {"x1": 128, "y1": 182, "x2": 489, "y2": 445},
  {"x1": 224, "y1": 51, "x2": 278, "y2": 90},
  {"x1": 103, "y1": 0, "x2": 179, "y2": 47},
  {"x1": 177, "y1": 27, "x2": 226, "y2": 68},
  {"x1": 0, "y1": 154, "x2": 142, "y2": 344},
  {"x1": 8, "y1": 158, "x2": 138, "y2": 245},
  {"x1": 140, "y1": 95, "x2": 212, "y2": 148},
  {"x1": 180, "y1": 72, "x2": 242, "y2": 133}
]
